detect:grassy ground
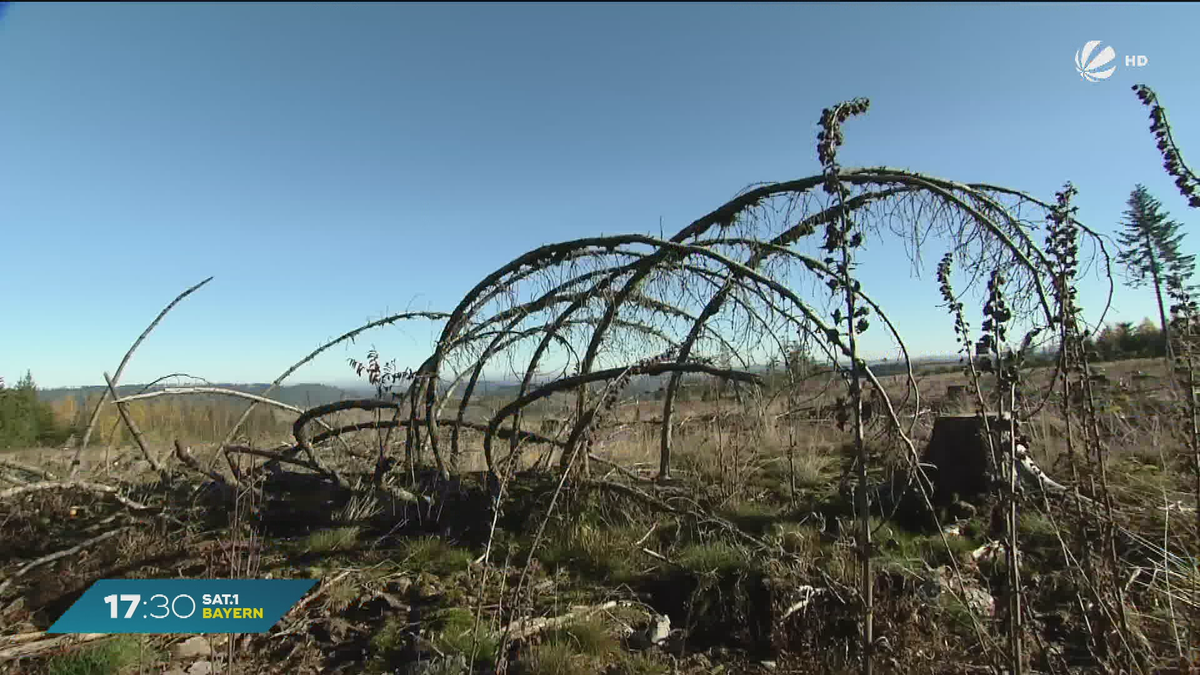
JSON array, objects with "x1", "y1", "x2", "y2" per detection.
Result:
[{"x1": 1, "y1": 357, "x2": 1196, "y2": 674}]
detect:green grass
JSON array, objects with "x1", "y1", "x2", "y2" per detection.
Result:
[
  {"x1": 1017, "y1": 511, "x2": 1058, "y2": 540},
  {"x1": 674, "y1": 541, "x2": 753, "y2": 575},
  {"x1": 524, "y1": 642, "x2": 591, "y2": 675},
  {"x1": 874, "y1": 520, "x2": 980, "y2": 573},
  {"x1": 326, "y1": 573, "x2": 360, "y2": 612},
  {"x1": 44, "y1": 637, "x2": 145, "y2": 675},
  {"x1": 304, "y1": 525, "x2": 361, "y2": 552},
  {"x1": 429, "y1": 607, "x2": 499, "y2": 668},
  {"x1": 763, "y1": 447, "x2": 837, "y2": 491},
  {"x1": 518, "y1": 607, "x2": 620, "y2": 674},
  {"x1": 611, "y1": 651, "x2": 671, "y2": 675},
  {"x1": 719, "y1": 500, "x2": 784, "y2": 536},
  {"x1": 399, "y1": 536, "x2": 475, "y2": 576},
  {"x1": 775, "y1": 524, "x2": 822, "y2": 559},
  {"x1": 538, "y1": 523, "x2": 644, "y2": 583},
  {"x1": 367, "y1": 615, "x2": 410, "y2": 673},
  {"x1": 934, "y1": 588, "x2": 984, "y2": 639},
  {"x1": 542, "y1": 617, "x2": 618, "y2": 658}
]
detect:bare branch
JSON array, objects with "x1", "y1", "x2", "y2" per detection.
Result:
[
  {"x1": 72, "y1": 276, "x2": 214, "y2": 478},
  {"x1": 0, "y1": 480, "x2": 152, "y2": 510},
  {"x1": 103, "y1": 372, "x2": 166, "y2": 480},
  {"x1": 0, "y1": 527, "x2": 134, "y2": 598}
]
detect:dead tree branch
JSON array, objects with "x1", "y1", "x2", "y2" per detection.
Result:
[
  {"x1": 103, "y1": 371, "x2": 167, "y2": 480},
  {"x1": 72, "y1": 277, "x2": 213, "y2": 478},
  {"x1": 0, "y1": 526, "x2": 134, "y2": 597},
  {"x1": 0, "y1": 480, "x2": 153, "y2": 510}
]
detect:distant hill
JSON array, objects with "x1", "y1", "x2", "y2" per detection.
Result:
[
  {"x1": 36, "y1": 378, "x2": 519, "y2": 409},
  {"x1": 38, "y1": 382, "x2": 366, "y2": 409},
  {"x1": 37, "y1": 356, "x2": 968, "y2": 409}
]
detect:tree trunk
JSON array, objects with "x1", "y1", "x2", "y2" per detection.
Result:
[{"x1": 1145, "y1": 230, "x2": 1175, "y2": 366}]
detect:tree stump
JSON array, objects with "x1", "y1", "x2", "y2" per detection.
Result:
[
  {"x1": 921, "y1": 414, "x2": 1012, "y2": 506},
  {"x1": 945, "y1": 385, "x2": 968, "y2": 400}
]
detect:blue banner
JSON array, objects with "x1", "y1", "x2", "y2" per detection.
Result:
[{"x1": 47, "y1": 579, "x2": 318, "y2": 634}]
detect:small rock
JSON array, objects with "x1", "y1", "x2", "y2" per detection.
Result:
[
  {"x1": 173, "y1": 636, "x2": 212, "y2": 659},
  {"x1": 760, "y1": 660, "x2": 778, "y2": 670}
]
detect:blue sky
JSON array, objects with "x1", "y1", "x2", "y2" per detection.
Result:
[{"x1": 1, "y1": 2, "x2": 1197, "y2": 389}]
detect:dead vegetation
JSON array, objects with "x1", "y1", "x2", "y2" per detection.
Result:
[{"x1": 2, "y1": 86, "x2": 1199, "y2": 675}]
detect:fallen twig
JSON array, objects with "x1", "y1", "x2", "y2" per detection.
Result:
[
  {"x1": 225, "y1": 445, "x2": 333, "y2": 475},
  {"x1": 504, "y1": 600, "x2": 618, "y2": 641},
  {"x1": 588, "y1": 453, "x2": 652, "y2": 483},
  {"x1": 0, "y1": 480, "x2": 152, "y2": 511},
  {"x1": 0, "y1": 526, "x2": 133, "y2": 597},
  {"x1": 0, "y1": 632, "x2": 114, "y2": 661},
  {"x1": 639, "y1": 547, "x2": 670, "y2": 563},
  {"x1": 0, "y1": 458, "x2": 57, "y2": 481},
  {"x1": 781, "y1": 585, "x2": 827, "y2": 620},
  {"x1": 256, "y1": 445, "x2": 350, "y2": 490}
]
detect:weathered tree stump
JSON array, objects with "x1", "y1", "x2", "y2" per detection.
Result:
[{"x1": 921, "y1": 414, "x2": 1012, "y2": 506}]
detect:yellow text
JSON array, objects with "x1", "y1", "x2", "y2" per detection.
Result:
[{"x1": 202, "y1": 607, "x2": 265, "y2": 619}]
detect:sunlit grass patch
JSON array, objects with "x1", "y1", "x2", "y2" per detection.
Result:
[
  {"x1": 304, "y1": 525, "x2": 361, "y2": 552},
  {"x1": 44, "y1": 636, "x2": 146, "y2": 675}
]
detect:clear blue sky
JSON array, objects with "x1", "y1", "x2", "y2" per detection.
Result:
[{"x1": 1, "y1": 3, "x2": 1197, "y2": 389}]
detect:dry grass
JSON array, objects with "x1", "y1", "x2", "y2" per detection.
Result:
[{"x1": 1, "y1": 356, "x2": 1197, "y2": 674}]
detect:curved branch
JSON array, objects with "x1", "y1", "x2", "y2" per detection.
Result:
[
  {"x1": 72, "y1": 276, "x2": 214, "y2": 478},
  {"x1": 212, "y1": 310, "x2": 450, "y2": 469},
  {"x1": 116, "y1": 387, "x2": 306, "y2": 415}
]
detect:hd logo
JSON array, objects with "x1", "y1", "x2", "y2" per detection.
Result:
[{"x1": 1075, "y1": 41, "x2": 1148, "y2": 82}]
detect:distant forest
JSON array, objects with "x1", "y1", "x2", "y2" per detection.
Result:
[{"x1": 0, "y1": 317, "x2": 1170, "y2": 450}]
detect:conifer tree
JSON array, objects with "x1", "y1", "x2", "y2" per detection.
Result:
[{"x1": 1116, "y1": 184, "x2": 1196, "y2": 363}]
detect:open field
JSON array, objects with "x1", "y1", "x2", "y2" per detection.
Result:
[{"x1": 2, "y1": 355, "x2": 1197, "y2": 675}]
